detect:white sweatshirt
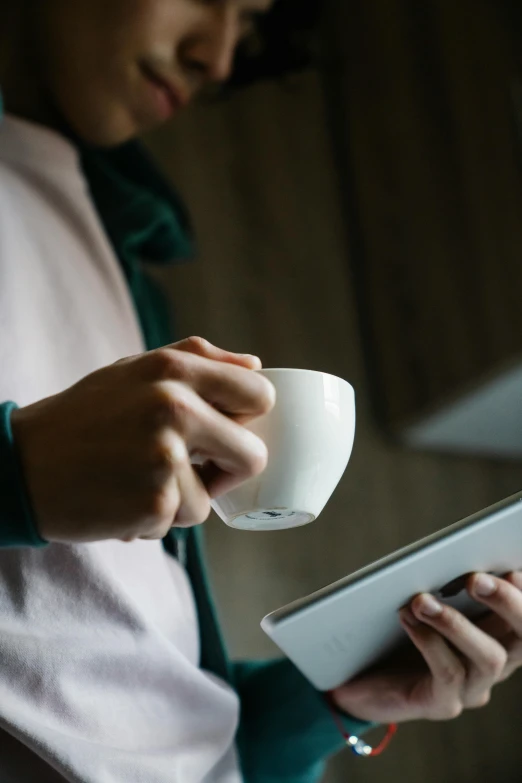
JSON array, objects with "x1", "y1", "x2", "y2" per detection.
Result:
[{"x1": 0, "y1": 115, "x2": 241, "y2": 783}]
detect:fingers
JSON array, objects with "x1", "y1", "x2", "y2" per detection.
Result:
[
  {"x1": 167, "y1": 436, "x2": 212, "y2": 528},
  {"x1": 411, "y1": 594, "x2": 508, "y2": 679},
  {"x1": 499, "y1": 638, "x2": 522, "y2": 681},
  {"x1": 159, "y1": 381, "x2": 268, "y2": 495},
  {"x1": 408, "y1": 594, "x2": 507, "y2": 708},
  {"x1": 191, "y1": 405, "x2": 268, "y2": 496},
  {"x1": 124, "y1": 434, "x2": 211, "y2": 540},
  {"x1": 468, "y1": 572, "x2": 522, "y2": 637},
  {"x1": 168, "y1": 336, "x2": 262, "y2": 370},
  {"x1": 399, "y1": 608, "x2": 466, "y2": 719},
  {"x1": 149, "y1": 347, "x2": 275, "y2": 422},
  {"x1": 471, "y1": 571, "x2": 522, "y2": 681},
  {"x1": 127, "y1": 340, "x2": 273, "y2": 530}
]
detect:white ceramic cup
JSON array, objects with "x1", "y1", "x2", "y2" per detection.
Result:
[{"x1": 211, "y1": 368, "x2": 356, "y2": 531}]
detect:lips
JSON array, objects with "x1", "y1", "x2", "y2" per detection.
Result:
[{"x1": 140, "y1": 63, "x2": 188, "y2": 120}]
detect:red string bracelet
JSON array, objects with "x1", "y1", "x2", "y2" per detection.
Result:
[{"x1": 326, "y1": 694, "x2": 397, "y2": 757}]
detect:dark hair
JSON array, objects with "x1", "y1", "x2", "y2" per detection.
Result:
[{"x1": 229, "y1": 0, "x2": 321, "y2": 87}]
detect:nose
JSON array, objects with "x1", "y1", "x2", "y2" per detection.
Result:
[{"x1": 181, "y1": 6, "x2": 240, "y2": 84}]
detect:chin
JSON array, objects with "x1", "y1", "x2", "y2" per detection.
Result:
[
  {"x1": 75, "y1": 119, "x2": 140, "y2": 149},
  {"x1": 61, "y1": 101, "x2": 144, "y2": 148}
]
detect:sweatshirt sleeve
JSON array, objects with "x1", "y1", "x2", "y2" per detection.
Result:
[
  {"x1": 0, "y1": 402, "x2": 47, "y2": 547},
  {"x1": 233, "y1": 658, "x2": 376, "y2": 783}
]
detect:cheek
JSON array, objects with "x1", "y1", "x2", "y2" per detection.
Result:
[
  {"x1": 43, "y1": 40, "x2": 136, "y2": 142},
  {"x1": 36, "y1": 0, "x2": 192, "y2": 143},
  {"x1": 41, "y1": 0, "x2": 192, "y2": 86},
  {"x1": 36, "y1": 3, "x2": 140, "y2": 142},
  {"x1": 125, "y1": 0, "x2": 198, "y2": 64}
]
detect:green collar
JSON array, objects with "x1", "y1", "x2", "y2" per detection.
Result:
[{"x1": 79, "y1": 140, "x2": 195, "y2": 272}]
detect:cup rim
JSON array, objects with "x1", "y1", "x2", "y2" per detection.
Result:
[{"x1": 257, "y1": 368, "x2": 354, "y2": 391}]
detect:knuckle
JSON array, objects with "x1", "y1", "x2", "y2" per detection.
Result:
[
  {"x1": 431, "y1": 700, "x2": 463, "y2": 721},
  {"x1": 443, "y1": 701, "x2": 464, "y2": 720},
  {"x1": 151, "y1": 383, "x2": 195, "y2": 429},
  {"x1": 177, "y1": 494, "x2": 212, "y2": 527},
  {"x1": 443, "y1": 607, "x2": 463, "y2": 634},
  {"x1": 149, "y1": 432, "x2": 189, "y2": 474},
  {"x1": 439, "y1": 662, "x2": 465, "y2": 689},
  {"x1": 498, "y1": 660, "x2": 519, "y2": 682},
  {"x1": 468, "y1": 691, "x2": 491, "y2": 709},
  {"x1": 483, "y1": 649, "x2": 508, "y2": 678},
  {"x1": 182, "y1": 336, "x2": 212, "y2": 354},
  {"x1": 152, "y1": 348, "x2": 190, "y2": 380},
  {"x1": 149, "y1": 348, "x2": 176, "y2": 376}
]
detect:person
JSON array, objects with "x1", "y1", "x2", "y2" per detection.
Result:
[{"x1": 0, "y1": 2, "x2": 521, "y2": 781}]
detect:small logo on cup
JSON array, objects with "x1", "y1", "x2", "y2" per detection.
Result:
[{"x1": 246, "y1": 510, "x2": 296, "y2": 521}]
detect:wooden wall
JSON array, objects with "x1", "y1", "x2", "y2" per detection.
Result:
[{"x1": 322, "y1": 0, "x2": 522, "y2": 432}]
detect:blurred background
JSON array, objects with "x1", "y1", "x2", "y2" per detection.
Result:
[{"x1": 146, "y1": 1, "x2": 522, "y2": 780}]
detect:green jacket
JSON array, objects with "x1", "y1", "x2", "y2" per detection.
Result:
[{"x1": 0, "y1": 133, "x2": 371, "y2": 782}]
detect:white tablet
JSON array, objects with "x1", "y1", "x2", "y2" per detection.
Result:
[{"x1": 261, "y1": 491, "x2": 522, "y2": 691}]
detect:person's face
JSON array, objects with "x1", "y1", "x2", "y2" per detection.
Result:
[{"x1": 34, "y1": 0, "x2": 272, "y2": 146}]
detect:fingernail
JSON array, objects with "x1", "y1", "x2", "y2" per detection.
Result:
[
  {"x1": 419, "y1": 594, "x2": 443, "y2": 617},
  {"x1": 400, "y1": 607, "x2": 419, "y2": 627},
  {"x1": 474, "y1": 574, "x2": 496, "y2": 597}
]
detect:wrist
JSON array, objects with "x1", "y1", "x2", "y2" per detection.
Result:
[{"x1": 325, "y1": 692, "x2": 397, "y2": 757}]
